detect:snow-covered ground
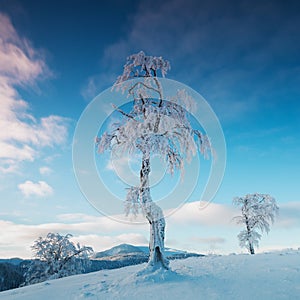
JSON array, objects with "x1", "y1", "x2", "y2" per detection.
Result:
[{"x1": 1, "y1": 250, "x2": 299, "y2": 300}]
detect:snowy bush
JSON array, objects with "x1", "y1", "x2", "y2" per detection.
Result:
[{"x1": 24, "y1": 233, "x2": 93, "y2": 285}]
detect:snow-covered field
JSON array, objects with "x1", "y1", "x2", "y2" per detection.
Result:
[{"x1": 1, "y1": 250, "x2": 299, "y2": 300}]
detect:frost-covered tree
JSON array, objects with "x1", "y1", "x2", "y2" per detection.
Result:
[
  {"x1": 24, "y1": 233, "x2": 93, "y2": 285},
  {"x1": 233, "y1": 193, "x2": 279, "y2": 254},
  {"x1": 96, "y1": 51, "x2": 211, "y2": 270}
]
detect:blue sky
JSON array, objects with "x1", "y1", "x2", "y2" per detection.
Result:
[{"x1": 0, "y1": 0, "x2": 300, "y2": 258}]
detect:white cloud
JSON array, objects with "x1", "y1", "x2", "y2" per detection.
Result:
[
  {"x1": 57, "y1": 213, "x2": 102, "y2": 222},
  {"x1": 167, "y1": 201, "x2": 239, "y2": 227},
  {"x1": 18, "y1": 180, "x2": 53, "y2": 197},
  {"x1": 0, "y1": 143, "x2": 36, "y2": 162},
  {"x1": 190, "y1": 236, "x2": 226, "y2": 245},
  {"x1": 275, "y1": 202, "x2": 300, "y2": 228},
  {"x1": 0, "y1": 13, "x2": 69, "y2": 174},
  {"x1": 39, "y1": 166, "x2": 53, "y2": 175},
  {"x1": 71, "y1": 233, "x2": 148, "y2": 252},
  {"x1": 0, "y1": 217, "x2": 149, "y2": 258},
  {"x1": 55, "y1": 213, "x2": 148, "y2": 233},
  {"x1": 106, "y1": 154, "x2": 141, "y2": 186}
]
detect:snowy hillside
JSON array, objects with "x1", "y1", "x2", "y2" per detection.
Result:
[{"x1": 1, "y1": 250, "x2": 299, "y2": 300}]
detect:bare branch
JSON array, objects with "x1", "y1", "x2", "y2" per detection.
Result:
[
  {"x1": 112, "y1": 104, "x2": 136, "y2": 120},
  {"x1": 128, "y1": 81, "x2": 161, "y2": 98}
]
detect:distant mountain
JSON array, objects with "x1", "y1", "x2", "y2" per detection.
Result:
[
  {"x1": 89, "y1": 244, "x2": 203, "y2": 274},
  {"x1": 93, "y1": 244, "x2": 144, "y2": 259},
  {"x1": 136, "y1": 245, "x2": 202, "y2": 259},
  {"x1": 0, "y1": 258, "x2": 24, "y2": 266},
  {"x1": 93, "y1": 244, "x2": 203, "y2": 262}
]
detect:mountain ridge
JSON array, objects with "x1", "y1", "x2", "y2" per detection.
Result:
[{"x1": 92, "y1": 243, "x2": 203, "y2": 261}]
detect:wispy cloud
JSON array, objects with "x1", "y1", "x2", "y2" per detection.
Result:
[
  {"x1": 190, "y1": 236, "x2": 226, "y2": 245},
  {"x1": 0, "y1": 215, "x2": 148, "y2": 258},
  {"x1": 18, "y1": 180, "x2": 53, "y2": 197},
  {"x1": 39, "y1": 166, "x2": 53, "y2": 175},
  {"x1": 71, "y1": 233, "x2": 148, "y2": 251},
  {"x1": 0, "y1": 13, "x2": 47, "y2": 84},
  {"x1": 167, "y1": 201, "x2": 238, "y2": 227},
  {"x1": 0, "y1": 13, "x2": 69, "y2": 174},
  {"x1": 81, "y1": 73, "x2": 117, "y2": 101},
  {"x1": 189, "y1": 236, "x2": 226, "y2": 253},
  {"x1": 275, "y1": 202, "x2": 300, "y2": 228},
  {"x1": 106, "y1": 154, "x2": 141, "y2": 187},
  {"x1": 85, "y1": 0, "x2": 300, "y2": 122}
]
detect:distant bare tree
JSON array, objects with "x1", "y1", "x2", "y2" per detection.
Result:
[{"x1": 233, "y1": 193, "x2": 278, "y2": 254}]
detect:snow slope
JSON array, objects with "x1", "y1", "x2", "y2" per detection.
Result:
[{"x1": 1, "y1": 250, "x2": 299, "y2": 300}]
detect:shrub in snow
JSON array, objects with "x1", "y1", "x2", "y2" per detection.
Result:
[
  {"x1": 96, "y1": 51, "x2": 212, "y2": 270},
  {"x1": 233, "y1": 193, "x2": 279, "y2": 254},
  {"x1": 24, "y1": 233, "x2": 93, "y2": 285}
]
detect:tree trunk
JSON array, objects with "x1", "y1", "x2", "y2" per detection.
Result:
[
  {"x1": 245, "y1": 216, "x2": 255, "y2": 255},
  {"x1": 140, "y1": 153, "x2": 169, "y2": 269}
]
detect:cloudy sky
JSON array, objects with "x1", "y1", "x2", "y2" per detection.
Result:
[{"x1": 0, "y1": 0, "x2": 300, "y2": 258}]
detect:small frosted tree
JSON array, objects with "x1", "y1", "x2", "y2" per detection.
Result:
[
  {"x1": 96, "y1": 51, "x2": 211, "y2": 270},
  {"x1": 24, "y1": 233, "x2": 93, "y2": 285},
  {"x1": 233, "y1": 193, "x2": 279, "y2": 254}
]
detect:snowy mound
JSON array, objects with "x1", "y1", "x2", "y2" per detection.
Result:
[{"x1": 1, "y1": 250, "x2": 299, "y2": 300}]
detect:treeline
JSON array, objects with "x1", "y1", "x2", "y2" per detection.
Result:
[{"x1": 0, "y1": 260, "x2": 29, "y2": 292}]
